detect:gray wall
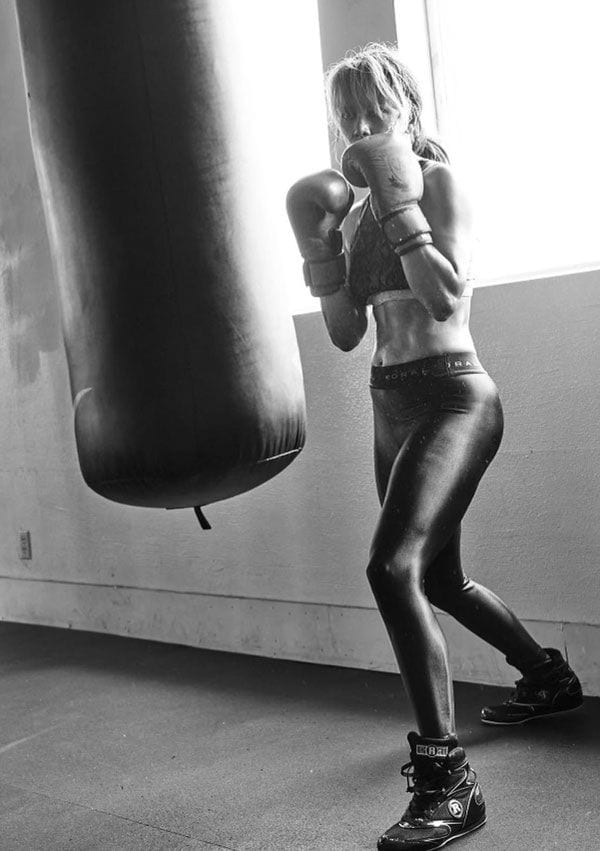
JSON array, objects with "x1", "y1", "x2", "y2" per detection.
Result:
[{"x1": 1, "y1": 0, "x2": 599, "y2": 695}]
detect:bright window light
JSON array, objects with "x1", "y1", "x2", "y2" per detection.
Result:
[
  {"x1": 211, "y1": 0, "x2": 330, "y2": 318},
  {"x1": 422, "y1": 0, "x2": 600, "y2": 283}
]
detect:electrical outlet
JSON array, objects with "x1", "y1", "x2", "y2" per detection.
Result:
[{"x1": 18, "y1": 531, "x2": 32, "y2": 560}]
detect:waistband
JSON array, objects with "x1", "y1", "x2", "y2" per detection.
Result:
[
  {"x1": 370, "y1": 352, "x2": 484, "y2": 388},
  {"x1": 367, "y1": 286, "x2": 473, "y2": 308}
]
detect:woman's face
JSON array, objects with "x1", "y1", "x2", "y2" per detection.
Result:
[{"x1": 337, "y1": 98, "x2": 408, "y2": 145}]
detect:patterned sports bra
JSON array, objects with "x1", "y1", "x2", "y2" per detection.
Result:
[
  {"x1": 346, "y1": 160, "x2": 472, "y2": 307},
  {"x1": 346, "y1": 196, "x2": 409, "y2": 306}
]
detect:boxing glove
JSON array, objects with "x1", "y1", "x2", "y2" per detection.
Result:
[
  {"x1": 341, "y1": 131, "x2": 432, "y2": 256},
  {"x1": 286, "y1": 170, "x2": 354, "y2": 297}
]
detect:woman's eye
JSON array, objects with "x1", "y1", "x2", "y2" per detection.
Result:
[{"x1": 341, "y1": 111, "x2": 354, "y2": 121}]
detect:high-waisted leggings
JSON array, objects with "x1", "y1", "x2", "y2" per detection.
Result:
[{"x1": 367, "y1": 352, "x2": 545, "y2": 737}]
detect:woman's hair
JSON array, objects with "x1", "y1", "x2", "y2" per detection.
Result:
[{"x1": 325, "y1": 42, "x2": 448, "y2": 163}]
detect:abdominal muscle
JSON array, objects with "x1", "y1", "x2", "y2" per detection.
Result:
[{"x1": 371, "y1": 294, "x2": 476, "y2": 366}]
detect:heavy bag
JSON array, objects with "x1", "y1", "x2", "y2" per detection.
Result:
[{"x1": 15, "y1": 0, "x2": 306, "y2": 511}]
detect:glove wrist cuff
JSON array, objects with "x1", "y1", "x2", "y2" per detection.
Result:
[
  {"x1": 380, "y1": 205, "x2": 431, "y2": 247},
  {"x1": 393, "y1": 232, "x2": 433, "y2": 257},
  {"x1": 303, "y1": 253, "x2": 346, "y2": 298}
]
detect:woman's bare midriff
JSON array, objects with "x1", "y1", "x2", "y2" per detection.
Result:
[{"x1": 371, "y1": 294, "x2": 476, "y2": 366}]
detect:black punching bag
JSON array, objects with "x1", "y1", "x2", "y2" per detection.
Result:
[{"x1": 15, "y1": 0, "x2": 306, "y2": 511}]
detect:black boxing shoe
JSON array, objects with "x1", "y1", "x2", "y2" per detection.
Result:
[
  {"x1": 377, "y1": 732, "x2": 486, "y2": 850},
  {"x1": 481, "y1": 647, "x2": 583, "y2": 726}
]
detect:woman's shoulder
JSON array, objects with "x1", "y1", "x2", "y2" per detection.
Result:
[
  {"x1": 419, "y1": 159, "x2": 473, "y2": 229},
  {"x1": 419, "y1": 157, "x2": 452, "y2": 179},
  {"x1": 420, "y1": 159, "x2": 466, "y2": 202}
]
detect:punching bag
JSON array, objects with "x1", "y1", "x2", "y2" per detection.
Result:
[{"x1": 14, "y1": 0, "x2": 306, "y2": 512}]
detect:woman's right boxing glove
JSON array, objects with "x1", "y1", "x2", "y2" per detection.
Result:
[
  {"x1": 342, "y1": 131, "x2": 432, "y2": 257},
  {"x1": 286, "y1": 170, "x2": 354, "y2": 297}
]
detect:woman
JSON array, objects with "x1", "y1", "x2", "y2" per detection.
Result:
[{"x1": 286, "y1": 43, "x2": 582, "y2": 850}]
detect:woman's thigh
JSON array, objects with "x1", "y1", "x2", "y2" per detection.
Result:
[
  {"x1": 373, "y1": 403, "x2": 403, "y2": 505},
  {"x1": 370, "y1": 381, "x2": 503, "y2": 574}
]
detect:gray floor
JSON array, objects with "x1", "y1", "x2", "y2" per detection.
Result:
[{"x1": 0, "y1": 622, "x2": 598, "y2": 850}]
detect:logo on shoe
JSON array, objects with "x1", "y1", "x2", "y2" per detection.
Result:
[
  {"x1": 448, "y1": 799, "x2": 464, "y2": 819},
  {"x1": 416, "y1": 744, "x2": 449, "y2": 758}
]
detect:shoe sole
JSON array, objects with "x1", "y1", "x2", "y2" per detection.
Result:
[
  {"x1": 480, "y1": 703, "x2": 583, "y2": 726},
  {"x1": 378, "y1": 818, "x2": 487, "y2": 851},
  {"x1": 430, "y1": 817, "x2": 487, "y2": 849}
]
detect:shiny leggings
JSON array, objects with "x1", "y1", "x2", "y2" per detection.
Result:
[{"x1": 367, "y1": 354, "x2": 545, "y2": 738}]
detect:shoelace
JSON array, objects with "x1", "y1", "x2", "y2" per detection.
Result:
[
  {"x1": 507, "y1": 679, "x2": 543, "y2": 703},
  {"x1": 508, "y1": 668, "x2": 570, "y2": 704},
  {"x1": 400, "y1": 759, "x2": 454, "y2": 819}
]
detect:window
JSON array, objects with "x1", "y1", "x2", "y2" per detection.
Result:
[{"x1": 407, "y1": 0, "x2": 600, "y2": 283}]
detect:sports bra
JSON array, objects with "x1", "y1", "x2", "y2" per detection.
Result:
[{"x1": 346, "y1": 159, "x2": 472, "y2": 307}]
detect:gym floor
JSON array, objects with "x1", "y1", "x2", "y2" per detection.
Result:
[{"x1": 0, "y1": 622, "x2": 597, "y2": 850}]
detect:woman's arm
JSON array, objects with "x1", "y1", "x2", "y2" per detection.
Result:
[
  {"x1": 319, "y1": 287, "x2": 368, "y2": 351},
  {"x1": 401, "y1": 163, "x2": 474, "y2": 321},
  {"x1": 341, "y1": 133, "x2": 474, "y2": 323},
  {"x1": 319, "y1": 203, "x2": 368, "y2": 351},
  {"x1": 286, "y1": 171, "x2": 367, "y2": 350}
]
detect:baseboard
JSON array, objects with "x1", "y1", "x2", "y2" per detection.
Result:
[{"x1": 0, "y1": 577, "x2": 598, "y2": 695}]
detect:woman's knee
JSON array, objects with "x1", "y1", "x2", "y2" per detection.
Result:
[{"x1": 366, "y1": 550, "x2": 423, "y2": 597}]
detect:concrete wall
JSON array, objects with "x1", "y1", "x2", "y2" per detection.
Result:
[{"x1": 1, "y1": 0, "x2": 599, "y2": 696}]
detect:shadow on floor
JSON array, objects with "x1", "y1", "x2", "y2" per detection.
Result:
[{"x1": 0, "y1": 622, "x2": 598, "y2": 850}]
